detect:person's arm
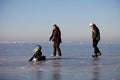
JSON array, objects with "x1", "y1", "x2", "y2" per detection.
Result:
[
  {"x1": 29, "y1": 54, "x2": 35, "y2": 61},
  {"x1": 49, "y1": 30, "x2": 54, "y2": 41},
  {"x1": 92, "y1": 27, "x2": 98, "y2": 40},
  {"x1": 29, "y1": 48, "x2": 37, "y2": 61}
]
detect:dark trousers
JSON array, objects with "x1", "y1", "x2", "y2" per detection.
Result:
[
  {"x1": 93, "y1": 39, "x2": 100, "y2": 55},
  {"x1": 53, "y1": 42, "x2": 62, "y2": 56}
]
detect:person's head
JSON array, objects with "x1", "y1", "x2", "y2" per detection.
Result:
[
  {"x1": 36, "y1": 45, "x2": 42, "y2": 50},
  {"x1": 53, "y1": 24, "x2": 58, "y2": 30},
  {"x1": 89, "y1": 23, "x2": 96, "y2": 29},
  {"x1": 89, "y1": 23, "x2": 94, "y2": 27}
]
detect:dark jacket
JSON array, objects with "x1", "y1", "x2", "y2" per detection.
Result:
[
  {"x1": 29, "y1": 48, "x2": 42, "y2": 61},
  {"x1": 92, "y1": 26, "x2": 100, "y2": 41},
  {"x1": 49, "y1": 28, "x2": 62, "y2": 43},
  {"x1": 33, "y1": 49, "x2": 42, "y2": 58}
]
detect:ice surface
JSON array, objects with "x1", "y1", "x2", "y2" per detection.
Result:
[{"x1": 0, "y1": 43, "x2": 120, "y2": 80}]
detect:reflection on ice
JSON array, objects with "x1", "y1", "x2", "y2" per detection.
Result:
[
  {"x1": 51, "y1": 59, "x2": 61, "y2": 80},
  {"x1": 92, "y1": 58, "x2": 101, "y2": 80}
]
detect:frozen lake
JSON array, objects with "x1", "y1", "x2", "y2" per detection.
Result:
[{"x1": 0, "y1": 42, "x2": 120, "y2": 80}]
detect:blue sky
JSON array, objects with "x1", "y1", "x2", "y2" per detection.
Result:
[{"x1": 0, "y1": 0, "x2": 120, "y2": 43}]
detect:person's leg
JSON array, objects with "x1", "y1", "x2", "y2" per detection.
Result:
[
  {"x1": 53, "y1": 42, "x2": 56, "y2": 56},
  {"x1": 96, "y1": 41, "x2": 100, "y2": 53},
  {"x1": 93, "y1": 40, "x2": 98, "y2": 56},
  {"x1": 40, "y1": 55, "x2": 46, "y2": 61},
  {"x1": 96, "y1": 40, "x2": 101, "y2": 56},
  {"x1": 57, "y1": 43, "x2": 62, "y2": 56}
]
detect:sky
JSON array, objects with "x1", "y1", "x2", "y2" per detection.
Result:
[{"x1": 0, "y1": 0, "x2": 120, "y2": 43}]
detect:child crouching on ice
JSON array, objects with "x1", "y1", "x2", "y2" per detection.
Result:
[{"x1": 29, "y1": 45, "x2": 46, "y2": 61}]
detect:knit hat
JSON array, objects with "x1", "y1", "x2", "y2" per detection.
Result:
[{"x1": 89, "y1": 23, "x2": 94, "y2": 27}]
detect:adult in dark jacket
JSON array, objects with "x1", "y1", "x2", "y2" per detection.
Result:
[
  {"x1": 89, "y1": 23, "x2": 102, "y2": 57},
  {"x1": 49, "y1": 24, "x2": 62, "y2": 57}
]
